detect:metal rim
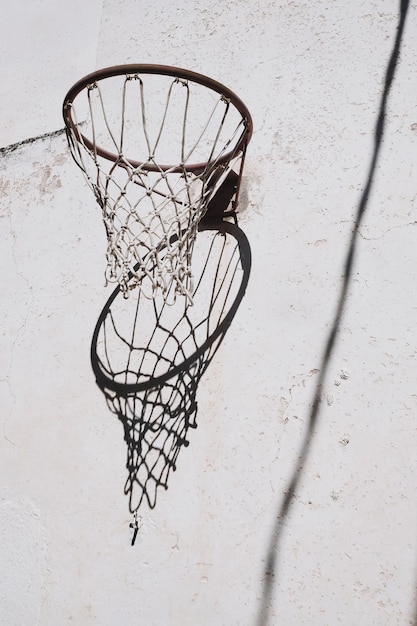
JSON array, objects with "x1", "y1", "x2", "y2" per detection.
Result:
[
  {"x1": 90, "y1": 220, "x2": 251, "y2": 395},
  {"x1": 63, "y1": 64, "x2": 253, "y2": 173}
]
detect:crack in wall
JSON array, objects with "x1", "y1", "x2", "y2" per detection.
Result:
[{"x1": 358, "y1": 220, "x2": 417, "y2": 240}]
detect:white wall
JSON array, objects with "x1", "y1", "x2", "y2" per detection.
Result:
[
  {"x1": 0, "y1": 0, "x2": 103, "y2": 146},
  {"x1": 1, "y1": 1, "x2": 417, "y2": 625}
]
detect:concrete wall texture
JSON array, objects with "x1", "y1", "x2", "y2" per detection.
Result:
[{"x1": 1, "y1": 1, "x2": 417, "y2": 624}]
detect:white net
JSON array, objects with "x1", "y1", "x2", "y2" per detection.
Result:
[{"x1": 64, "y1": 68, "x2": 251, "y2": 302}]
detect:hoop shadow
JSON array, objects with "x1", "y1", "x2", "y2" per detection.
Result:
[
  {"x1": 91, "y1": 220, "x2": 251, "y2": 515},
  {"x1": 256, "y1": 1, "x2": 410, "y2": 623}
]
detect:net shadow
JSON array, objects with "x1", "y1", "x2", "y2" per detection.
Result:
[
  {"x1": 256, "y1": 2, "x2": 410, "y2": 623},
  {"x1": 91, "y1": 220, "x2": 251, "y2": 517}
]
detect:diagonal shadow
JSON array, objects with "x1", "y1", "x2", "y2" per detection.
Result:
[{"x1": 256, "y1": 2, "x2": 410, "y2": 623}]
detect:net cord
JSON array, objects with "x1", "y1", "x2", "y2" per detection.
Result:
[{"x1": 64, "y1": 69, "x2": 251, "y2": 303}]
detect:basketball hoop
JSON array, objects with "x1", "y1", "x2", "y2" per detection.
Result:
[
  {"x1": 64, "y1": 66, "x2": 253, "y2": 522},
  {"x1": 63, "y1": 65, "x2": 253, "y2": 302}
]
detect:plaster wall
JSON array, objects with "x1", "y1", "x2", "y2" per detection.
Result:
[{"x1": 1, "y1": 1, "x2": 417, "y2": 625}]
